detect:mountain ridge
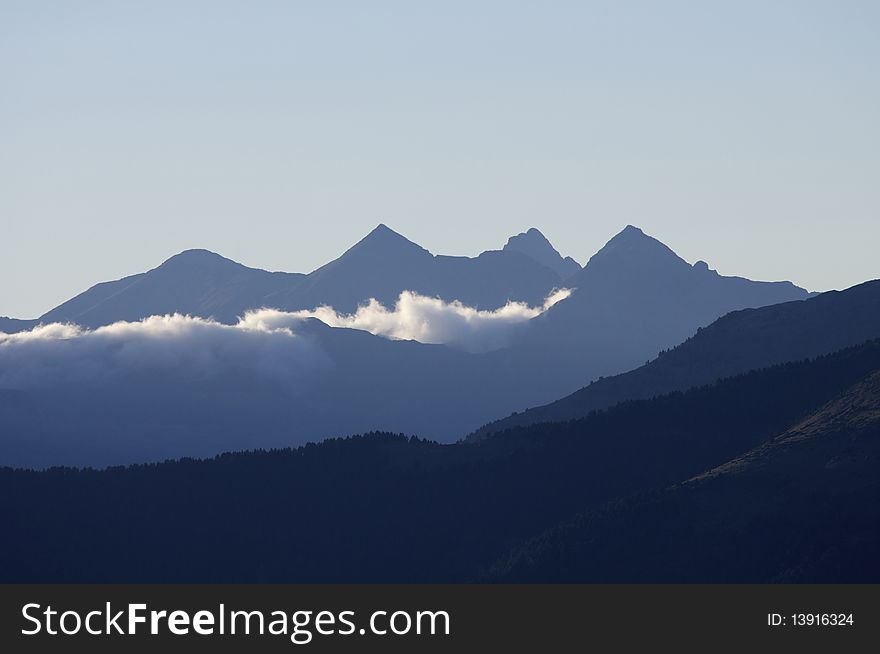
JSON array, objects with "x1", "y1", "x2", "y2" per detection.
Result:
[
  {"x1": 3, "y1": 224, "x2": 809, "y2": 333},
  {"x1": 39, "y1": 249, "x2": 304, "y2": 327},
  {"x1": 472, "y1": 279, "x2": 880, "y2": 439},
  {"x1": 502, "y1": 227, "x2": 581, "y2": 279},
  {"x1": 17, "y1": 224, "x2": 574, "y2": 330}
]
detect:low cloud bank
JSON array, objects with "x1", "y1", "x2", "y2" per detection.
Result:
[
  {"x1": 0, "y1": 314, "x2": 329, "y2": 391},
  {"x1": 290, "y1": 288, "x2": 571, "y2": 353},
  {"x1": 0, "y1": 289, "x2": 570, "y2": 390}
]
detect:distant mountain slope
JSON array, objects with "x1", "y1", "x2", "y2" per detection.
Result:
[
  {"x1": 40, "y1": 250, "x2": 305, "y2": 327},
  {"x1": 21, "y1": 225, "x2": 569, "y2": 330},
  {"x1": 0, "y1": 318, "x2": 546, "y2": 469},
  {"x1": 0, "y1": 317, "x2": 37, "y2": 333},
  {"x1": 8, "y1": 225, "x2": 808, "y2": 373},
  {"x1": 490, "y1": 369, "x2": 880, "y2": 583},
  {"x1": 516, "y1": 225, "x2": 810, "y2": 378},
  {"x1": 9, "y1": 270, "x2": 871, "y2": 467},
  {"x1": 502, "y1": 228, "x2": 581, "y2": 280},
  {"x1": 265, "y1": 224, "x2": 566, "y2": 313},
  {"x1": 2, "y1": 339, "x2": 878, "y2": 581},
  {"x1": 1, "y1": 224, "x2": 827, "y2": 466},
  {"x1": 473, "y1": 278, "x2": 880, "y2": 439}
]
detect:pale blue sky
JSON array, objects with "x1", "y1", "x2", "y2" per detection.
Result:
[{"x1": 2, "y1": 1, "x2": 878, "y2": 318}]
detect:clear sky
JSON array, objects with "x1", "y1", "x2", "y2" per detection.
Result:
[{"x1": 2, "y1": 1, "x2": 878, "y2": 318}]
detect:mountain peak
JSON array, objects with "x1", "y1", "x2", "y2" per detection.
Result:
[
  {"x1": 612, "y1": 224, "x2": 649, "y2": 243},
  {"x1": 503, "y1": 227, "x2": 581, "y2": 279},
  {"x1": 336, "y1": 224, "x2": 432, "y2": 263},
  {"x1": 166, "y1": 247, "x2": 224, "y2": 259},
  {"x1": 159, "y1": 249, "x2": 244, "y2": 272},
  {"x1": 584, "y1": 225, "x2": 686, "y2": 272},
  {"x1": 367, "y1": 223, "x2": 397, "y2": 238},
  {"x1": 504, "y1": 227, "x2": 552, "y2": 249}
]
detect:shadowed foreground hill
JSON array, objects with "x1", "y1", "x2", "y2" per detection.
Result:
[
  {"x1": 1, "y1": 340, "x2": 878, "y2": 582},
  {"x1": 490, "y1": 370, "x2": 880, "y2": 583},
  {"x1": 474, "y1": 279, "x2": 880, "y2": 439}
]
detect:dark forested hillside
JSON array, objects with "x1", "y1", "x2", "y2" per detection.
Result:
[
  {"x1": 2, "y1": 340, "x2": 879, "y2": 583},
  {"x1": 489, "y1": 370, "x2": 880, "y2": 583}
]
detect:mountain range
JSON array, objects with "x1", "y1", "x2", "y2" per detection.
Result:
[
  {"x1": 0, "y1": 224, "x2": 821, "y2": 467},
  {"x1": 1, "y1": 222, "x2": 879, "y2": 583},
  {"x1": 26, "y1": 224, "x2": 573, "y2": 329},
  {"x1": 9, "y1": 224, "x2": 805, "y2": 336}
]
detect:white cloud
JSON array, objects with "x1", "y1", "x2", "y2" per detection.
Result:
[
  {"x1": 0, "y1": 289, "x2": 571, "y2": 390},
  {"x1": 288, "y1": 288, "x2": 571, "y2": 353},
  {"x1": 0, "y1": 313, "x2": 329, "y2": 390}
]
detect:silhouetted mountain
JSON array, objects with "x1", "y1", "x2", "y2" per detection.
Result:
[
  {"x1": 0, "y1": 225, "x2": 831, "y2": 466},
  {"x1": 40, "y1": 249, "x2": 305, "y2": 327},
  {"x1": 502, "y1": 228, "x2": 581, "y2": 279},
  {"x1": 265, "y1": 224, "x2": 566, "y2": 313},
  {"x1": 473, "y1": 279, "x2": 880, "y2": 439},
  {"x1": 490, "y1": 369, "x2": 880, "y2": 583},
  {"x1": 515, "y1": 225, "x2": 810, "y2": 380},
  {"x1": 264, "y1": 224, "x2": 434, "y2": 312},
  {"x1": 9, "y1": 227, "x2": 809, "y2": 356},
  {"x1": 0, "y1": 317, "x2": 37, "y2": 333},
  {"x1": 11, "y1": 266, "x2": 865, "y2": 467},
  {"x1": 23, "y1": 225, "x2": 569, "y2": 330},
  {"x1": 1, "y1": 339, "x2": 877, "y2": 582}
]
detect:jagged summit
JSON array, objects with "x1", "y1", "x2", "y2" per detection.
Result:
[
  {"x1": 340, "y1": 223, "x2": 432, "y2": 261},
  {"x1": 266, "y1": 222, "x2": 565, "y2": 314},
  {"x1": 503, "y1": 228, "x2": 581, "y2": 279},
  {"x1": 504, "y1": 227, "x2": 551, "y2": 247}
]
